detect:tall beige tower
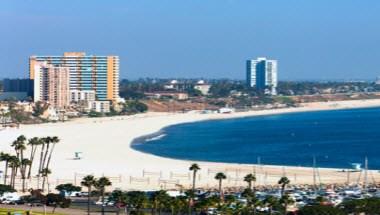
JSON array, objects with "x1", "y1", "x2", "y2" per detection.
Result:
[{"x1": 33, "y1": 62, "x2": 70, "y2": 109}]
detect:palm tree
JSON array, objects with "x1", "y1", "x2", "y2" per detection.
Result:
[
  {"x1": 11, "y1": 135, "x2": 27, "y2": 188},
  {"x1": 8, "y1": 155, "x2": 19, "y2": 188},
  {"x1": 37, "y1": 137, "x2": 48, "y2": 188},
  {"x1": 244, "y1": 173, "x2": 256, "y2": 190},
  {"x1": 41, "y1": 168, "x2": 51, "y2": 192},
  {"x1": 45, "y1": 136, "x2": 59, "y2": 171},
  {"x1": 189, "y1": 163, "x2": 200, "y2": 215},
  {"x1": 81, "y1": 175, "x2": 96, "y2": 215},
  {"x1": 20, "y1": 158, "x2": 31, "y2": 192},
  {"x1": 0, "y1": 152, "x2": 12, "y2": 185},
  {"x1": 94, "y1": 177, "x2": 112, "y2": 215},
  {"x1": 214, "y1": 172, "x2": 226, "y2": 201},
  {"x1": 41, "y1": 137, "x2": 52, "y2": 171},
  {"x1": 278, "y1": 177, "x2": 290, "y2": 197},
  {"x1": 189, "y1": 163, "x2": 200, "y2": 191},
  {"x1": 27, "y1": 137, "x2": 42, "y2": 179}
]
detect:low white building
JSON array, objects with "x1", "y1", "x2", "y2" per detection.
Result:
[
  {"x1": 88, "y1": 101, "x2": 111, "y2": 113},
  {"x1": 70, "y1": 90, "x2": 96, "y2": 102},
  {"x1": 194, "y1": 80, "x2": 211, "y2": 95}
]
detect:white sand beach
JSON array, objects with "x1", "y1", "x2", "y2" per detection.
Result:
[{"x1": 1, "y1": 99, "x2": 380, "y2": 191}]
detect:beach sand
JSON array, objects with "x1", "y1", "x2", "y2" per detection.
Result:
[{"x1": 1, "y1": 99, "x2": 380, "y2": 191}]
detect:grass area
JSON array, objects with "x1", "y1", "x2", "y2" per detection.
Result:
[{"x1": 0, "y1": 208, "x2": 65, "y2": 215}]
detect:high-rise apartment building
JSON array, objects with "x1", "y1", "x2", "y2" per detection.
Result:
[
  {"x1": 33, "y1": 62, "x2": 70, "y2": 109},
  {"x1": 246, "y1": 57, "x2": 278, "y2": 95},
  {"x1": 29, "y1": 52, "x2": 119, "y2": 101}
]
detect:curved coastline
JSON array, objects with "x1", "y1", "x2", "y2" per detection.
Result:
[
  {"x1": 131, "y1": 106, "x2": 380, "y2": 169},
  {"x1": 131, "y1": 107, "x2": 380, "y2": 169}
]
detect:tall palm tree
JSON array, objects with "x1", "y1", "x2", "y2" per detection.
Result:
[
  {"x1": 11, "y1": 135, "x2": 27, "y2": 188},
  {"x1": 94, "y1": 177, "x2": 112, "y2": 215},
  {"x1": 0, "y1": 152, "x2": 12, "y2": 185},
  {"x1": 27, "y1": 137, "x2": 42, "y2": 179},
  {"x1": 45, "y1": 136, "x2": 59, "y2": 171},
  {"x1": 20, "y1": 158, "x2": 31, "y2": 192},
  {"x1": 41, "y1": 168, "x2": 51, "y2": 192},
  {"x1": 37, "y1": 137, "x2": 48, "y2": 189},
  {"x1": 81, "y1": 175, "x2": 96, "y2": 215},
  {"x1": 8, "y1": 155, "x2": 19, "y2": 188},
  {"x1": 244, "y1": 173, "x2": 256, "y2": 190},
  {"x1": 189, "y1": 163, "x2": 200, "y2": 215},
  {"x1": 41, "y1": 137, "x2": 52, "y2": 171},
  {"x1": 189, "y1": 163, "x2": 200, "y2": 192},
  {"x1": 278, "y1": 177, "x2": 290, "y2": 197},
  {"x1": 214, "y1": 172, "x2": 226, "y2": 201}
]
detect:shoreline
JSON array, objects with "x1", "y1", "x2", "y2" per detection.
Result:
[{"x1": 1, "y1": 99, "x2": 380, "y2": 191}]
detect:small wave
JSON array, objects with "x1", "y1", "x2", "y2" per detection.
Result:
[{"x1": 145, "y1": 134, "x2": 166, "y2": 142}]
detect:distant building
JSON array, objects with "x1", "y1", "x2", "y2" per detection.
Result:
[
  {"x1": 70, "y1": 90, "x2": 96, "y2": 103},
  {"x1": 29, "y1": 52, "x2": 120, "y2": 102},
  {"x1": 164, "y1": 80, "x2": 192, "y2": 92},
  {"x1": 88, "y1": 101, "x2": 111, "y2": 113},
  {"x1": 33, "y1": 62, "x2": 70, "y2": 109},
  {"x1": 246, "y1": 57, "x2": 278, "y2": 95},
  {"x1": 2, "y1": 78, "x2": 34, "y2": 97},
  {"x1": 376, "y1": 77, "x2": 380, "y2": 85},
  {"x1": 194, "y1": 80, "x2": 211, "y2": 95},
  {"x1": 144, "y1": 92, "x2": 189, "y2": 100}
]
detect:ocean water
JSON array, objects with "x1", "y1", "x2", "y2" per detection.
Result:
[{"x1": 132, "y1": 108, "x2": 380, "y2": 169}]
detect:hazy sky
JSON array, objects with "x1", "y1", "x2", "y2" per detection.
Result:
[{"x1": 1, "y1": 0, "x2": 380, "y2": 80}]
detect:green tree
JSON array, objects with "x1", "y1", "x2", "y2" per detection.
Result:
[
  {"x1": 189, "y1": 163, "x2": 200, "y2": 215},
  {"x1": 244, "y1": 173, "x2": 256, "y2": 190},
  {"x1": 11, "y1": 135, "x2": 27, "y2": 191},
  {"x1": 263, "y1": 196, "x2": 279, "y2": 215},
  {"x1": 0, "y1": 152, "x2": 12, "y2": 185},
  {"x1": 27, "y1": 137, "x2": 43, "y2": 179},
  {"x1": 32, "y1": 101, "x2": 49, "y2": 117},
  {"x1": 46, "y1": 193, "x2": 71, "y2": 213},
  {"x1": 242, "y1": 188, "x2": 260, "y2": 215},
  {"x1": 123, "y1": 101, "x2": 148, "y2": 114},
  {"x1": 189, "y1": 163, "x2": 200, "y2": 192},
  {"x1": 299, "y1": 205, "x2": 345, "y2": 215},
  {"x1": 40, "y1": 168, "x2": 51, "y2": 192},
  {"x1": 81, "y1": 175, "x2": 96, "y2": 215},
  {"x1": 151, "y1": 190, "x2": 170, "y2": 215},
  {"x1": 214, "y1": 172, "x2": 227, "y2": 202},
  {"x1": 8, "y1": 155, "x2": 19, "y2": 188},
  {"x1": 127, "y1": 191, "x2": 148, "y2": 214},
  {"x1": 279, "y1": 194, "x2": 294, "y2": 215},
  {"x1": 278, "y1": 176, "x2": 290, "y2": 197},
  {"x1": 55, "y1": 183, "x2": 82, "y2": 196},
  {"x1": 0, "y1": 184, "x2": 16, "y2": 195},
  {"x1": 94, "y1": 177, "x2": 112, "y2": 215}
]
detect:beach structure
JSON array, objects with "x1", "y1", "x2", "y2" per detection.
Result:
[
  {"x1": 29, "y1": 52, "x2": 120, "y2": 102},
  {"x1": 246, "y1": 57, "x2": 278, "y2": 95}
]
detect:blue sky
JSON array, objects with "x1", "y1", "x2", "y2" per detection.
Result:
[{"x1": 1, "y1": 0, "x2": 380, "y2": 80}]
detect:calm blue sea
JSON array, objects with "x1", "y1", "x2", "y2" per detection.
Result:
[{"x1": 132, "y1": 108, "x2": 380, "y2": 169}]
